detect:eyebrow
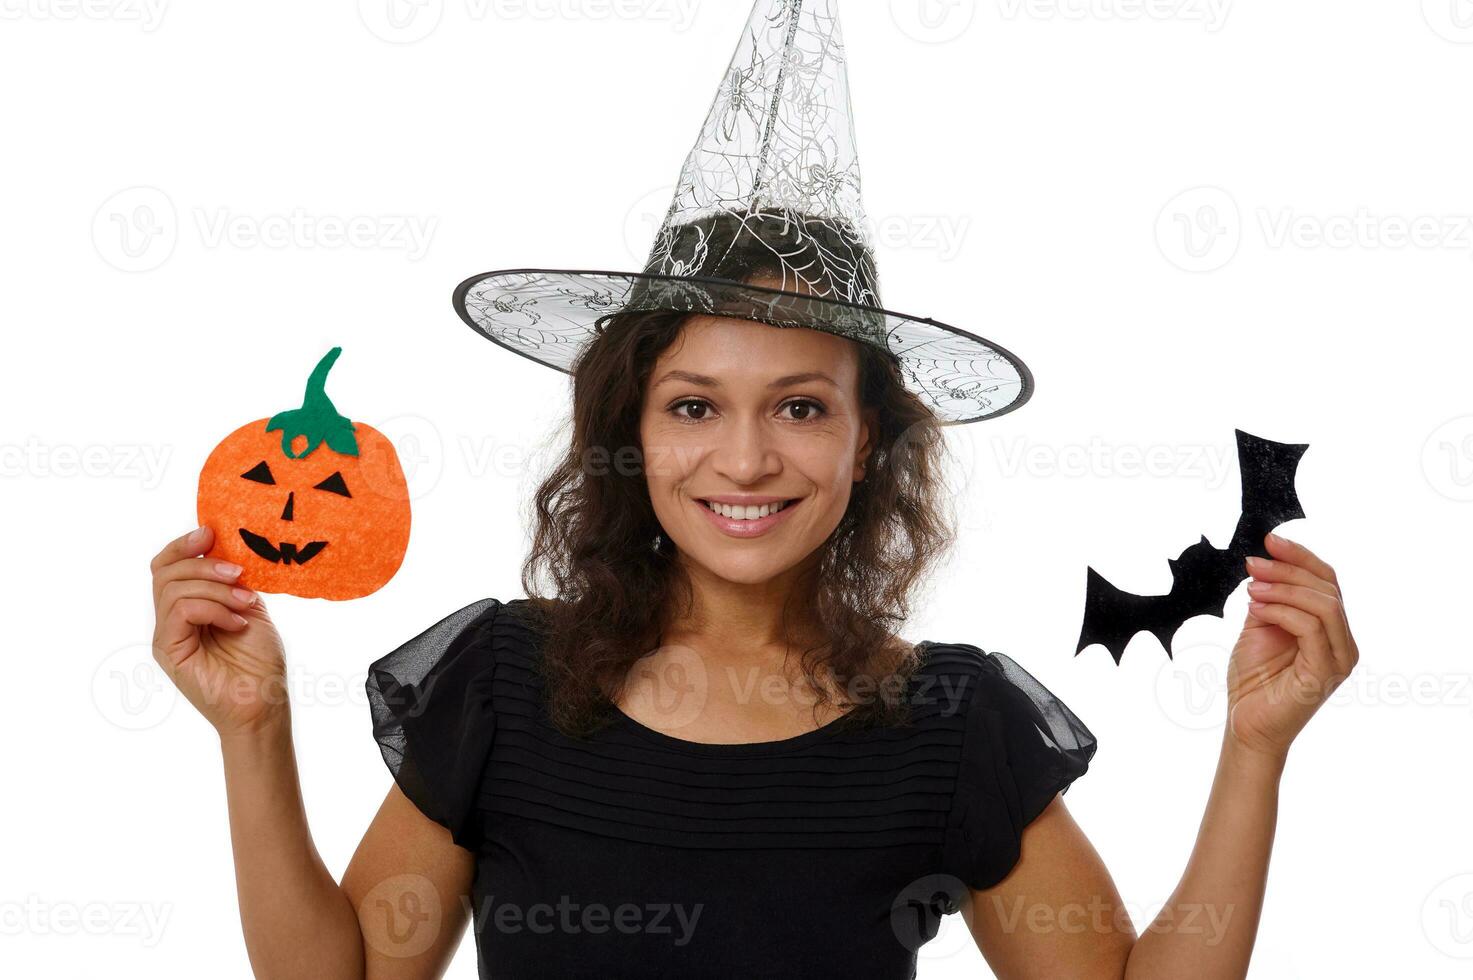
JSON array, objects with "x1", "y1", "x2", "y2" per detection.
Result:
[{"x1": 652, "y1": 369, "x2": 840, "y2": 390}]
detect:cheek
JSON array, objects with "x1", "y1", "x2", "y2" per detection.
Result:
[
  {"x1": 639, "y1": 424, "x2": 700, "y2": 492},
  {"x1": 791, "y1": 439, "x2": 859, "y2": 489}
]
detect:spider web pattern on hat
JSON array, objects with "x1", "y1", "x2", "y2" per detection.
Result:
[
  {"x1": 454, "y1": 0, "x2": 1035, "y2": 425},
  {"x1": 643, "y1": 0, "x2": 872, "y2": 306}
]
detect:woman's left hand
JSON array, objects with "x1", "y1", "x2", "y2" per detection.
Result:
[{"x1": 1225, "y1": 531, "x2": 1359, "y2": 760}]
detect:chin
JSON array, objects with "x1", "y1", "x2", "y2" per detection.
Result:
[{"x1": 679, "y1": 549, "x2": 804, "y2": 587}]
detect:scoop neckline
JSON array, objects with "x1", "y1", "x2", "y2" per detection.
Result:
[{"x1": 607, "y1": 640, "x2": 935, "y2": 756}]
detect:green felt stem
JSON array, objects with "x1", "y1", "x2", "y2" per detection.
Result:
[{"x1": 265, "y1": 347, "x2": 360, "y2": 459}]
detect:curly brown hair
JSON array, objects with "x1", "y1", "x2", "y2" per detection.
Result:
[{"x1": 518, "y1": 211, "x2": 957, "y2": 738}]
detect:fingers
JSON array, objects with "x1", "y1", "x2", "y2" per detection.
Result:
[
  {"x1": 153, "y1": 574, "x2": 257, "y2": 672},
  {"x1": 1244, "y1": 600, "x2": 1343, "y2": 694},
  {"x1": 153, "y1": 555, "x2": 248, "y2": 606},
  {"x1": 1254, "y1": 531, "x2": 1359, "y2": 678},
  {"x1": 1262, "y1": 532, "x2": 1340, "y2": 595},
  {"x1": 151, "y1": 525, "x2": 214, "y2": 575},
  {"x1": 1244, "y1": 552, "x2": 1337, "y2": 599},
  {"x1": 1246, "y1": 579, "x2": 1351, "y2": 660},
  {"x1": 159, "y1": 578, "x2": 258, "y2": 616}
]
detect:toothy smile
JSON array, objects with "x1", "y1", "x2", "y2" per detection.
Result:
[{"x1": 698, "y1": 498, "x2": 799, "y2": 520}]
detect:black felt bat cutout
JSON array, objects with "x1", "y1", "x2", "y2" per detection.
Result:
[{"x1": 1075, "y1": 429, "x2": 1310, "y2": 665}]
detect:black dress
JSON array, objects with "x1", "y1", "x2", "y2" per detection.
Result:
[{"x1": 365, "y1": 597, "x2": 1097, "y2": 979}]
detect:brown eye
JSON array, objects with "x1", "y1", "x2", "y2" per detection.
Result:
[
  {"x1": 672, "y1": 399, "x2": 711, "y2": 421},
  {"x1": 314, "y1": 471, "x2": 351, "y2": 497},
  {"x1": 241, "y1": 461, "x2": 275, "y2": 485},
  {"x1": 782, "y1": 399, "x2": 825, "y2": 422}
]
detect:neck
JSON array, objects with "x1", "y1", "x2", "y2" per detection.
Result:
[{"x1": 661, "y1": 553, "x2": 823, "y2": 656}]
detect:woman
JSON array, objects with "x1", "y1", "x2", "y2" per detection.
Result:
[
  {"x1": 148, "y1": 3, "x2": 1360, "y2": 975},
  {"x1": 147, "y1": 255, "x2": 1358, "y2": 977}
]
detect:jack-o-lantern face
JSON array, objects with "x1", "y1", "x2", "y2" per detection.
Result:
[{"x1": 197, "y1": 348, "x2": 410, "y2": 600}]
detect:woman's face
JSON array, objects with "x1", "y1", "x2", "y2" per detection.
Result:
[{"x1": 639, "y1": 308, "x2": 878, "y2": 588}]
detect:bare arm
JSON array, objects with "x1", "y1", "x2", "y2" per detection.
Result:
[
  {"x1": 152, "y1": 526, "x2": 474, "y2": 979},
  {"x1": 963, "y1": 795, "x2": 1134, "y2": 980},
  {"x1": 1120, "y1": 734, "x2": 1282, "y2": 978},
  {"x1": 219, "y1": 716, "x2": 364, "y2": 978},
  {"x1": 220, "y1": 717, "x2": 476, "y2": 978},
  {"x1": 966, "y1": 533, "x2": 1357, "y2": 978},
  {"x1": 963, "y1": 737, "x2": 1280, "y2": 980},
  {"x1": 342, "y1": 786, "x2": 475, "y2": 979}
]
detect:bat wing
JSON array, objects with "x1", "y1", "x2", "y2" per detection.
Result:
[
  {"x1": 1075, "y1": 429, "x2": 1310, "y2": 664},
  {"x1": 1227, "y1": 428, "x2": 1309, "y2": 561},
  {"x1": 1075, "y1": 535, "x2": 1240, "y2": 664}
]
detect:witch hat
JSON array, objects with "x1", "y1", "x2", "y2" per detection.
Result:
[{"x1": 452, "y1": 0, "x2": 1033, "y2": 424}]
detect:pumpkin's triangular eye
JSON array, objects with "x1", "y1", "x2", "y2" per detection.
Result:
[
  {"x1": 241, "y1": 461, "x2": 275, "y2": 485},
  {"x1": 313, "y1": 471, "x2": 351, "y2": 497}
]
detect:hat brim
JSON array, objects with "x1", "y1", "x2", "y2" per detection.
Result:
[{"x1": 452, "y1": 268, "x2": 1034, "y2": 425}]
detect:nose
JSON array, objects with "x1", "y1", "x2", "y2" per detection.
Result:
[
  {"x1": 281, "y1": 491, "x2": 295, "y2": 522},
  {"x1": 709, "y1": 414, "x2": 781, "y2": 485}
]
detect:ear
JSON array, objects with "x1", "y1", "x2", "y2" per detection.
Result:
[{"x1": 854, "y1": 406, "x2": 880, "y2": 481}]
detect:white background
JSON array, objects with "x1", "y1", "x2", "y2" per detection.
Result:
[{"x1": 4, "y1": 1, "x2": 1471, "y2": 976}]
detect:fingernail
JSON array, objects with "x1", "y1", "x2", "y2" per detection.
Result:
[
  {"x1": 1248, "y1": 601, "x2": 1267, "y2": 612},
  {"x1": 189, "y1": 525, "x2": 208, "y2": 544},
  {"x1": 215, "y1": 561, "x2": 243, "y2": 579},
  {"x1": 232, "y1": 614, "x2": 249, "y2": 626},
  {"x1": 1268, "y1": 532, "x2": 1286, "y2": 544},
  {"x1": 1246, "y1": 556, "x2": 1267, "y2": 570},
  {"x1": 1247, "y1": 580, "x2": 1269, "y2": 594},
  {"x1": 231, "y1": 587, "x2": 256, "y2": 605}
]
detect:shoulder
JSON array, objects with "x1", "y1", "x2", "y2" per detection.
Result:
[
  {"x1": 366, "y1": 596, "x2": 552, "y2": 697},
  {"x1": 926, "y1": 641, "x2": 1099, "y2": 891},
  {"x1": 907, "y1": 640, "x2": 1003, "y2": 717}
]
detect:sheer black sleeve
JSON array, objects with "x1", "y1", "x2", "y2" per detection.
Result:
[
  {"x1": 365, "y1": 598, "x2": 502, "y2": 850},
  {"x1": 942, "y1": 648, "x2": 1098, "y2": 892}
]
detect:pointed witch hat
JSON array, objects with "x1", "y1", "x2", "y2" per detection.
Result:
[{"x1": 452, "y1": 0, "x2": 1033, "y2": 424}]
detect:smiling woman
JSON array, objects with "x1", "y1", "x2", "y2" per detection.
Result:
[{"x1": 516, "y1": 249, "x2": 953, "y2": 735}]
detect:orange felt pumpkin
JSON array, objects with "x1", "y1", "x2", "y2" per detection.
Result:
[{"x1": 197, "y1": 347, "x2": 410, "y2": 600}]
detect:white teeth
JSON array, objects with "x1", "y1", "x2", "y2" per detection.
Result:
[{"x1": 703, "y1": 499, "x2": 789, "y2": 520}]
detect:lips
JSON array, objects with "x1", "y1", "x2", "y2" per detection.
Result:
[
  {"x1": 239, "y1": 528, "x2": 328, "y2": 566},
  {"x1": 691, "y1": 495, "x2": 804, "y2": 539}
]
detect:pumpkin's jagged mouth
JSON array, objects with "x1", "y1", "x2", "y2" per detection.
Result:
[{"x1": 239, "y1": 528, "x2": 328, "y2": 566}]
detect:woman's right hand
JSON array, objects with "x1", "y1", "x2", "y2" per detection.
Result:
[{"x1": 150, "y1": 525, "x2": 289, "y2": 738}]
